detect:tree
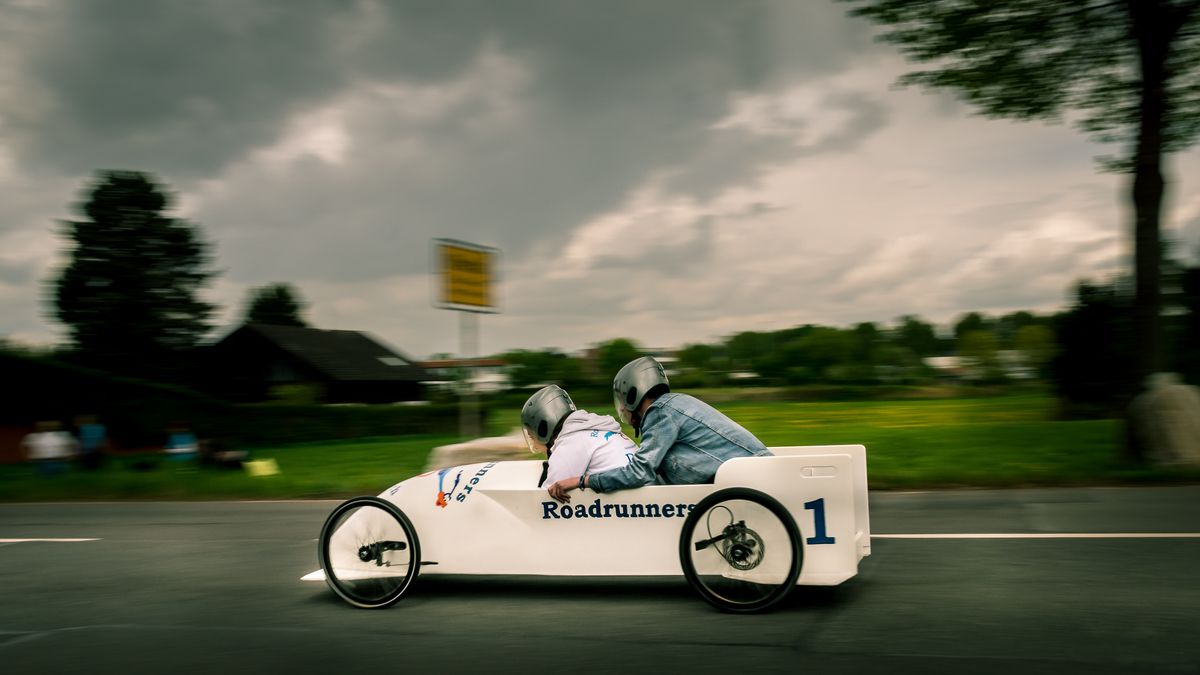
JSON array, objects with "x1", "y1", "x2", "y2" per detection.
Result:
[
  {"x1": 726, "y1": 331, "x2": 776, "y2": 373},
  {"x1": 892, "y1": 315, "x2": 943, "y2": 357},
  {"x1": 843, "y1": 0, "x2": 1200, "y2": 396},
  {"x1": 869, "y1": 343, "x2": 924, "y2": 383},
  {"x1": 996, "y1": 311, "x2": 1039, "y2": 348},
  {"x1": 52, "y1": 170, "x2": 215, "y2": 377},
  {"x1": 502, "y1": 348, "x2": 586, "y2": 389},
  {"x1": 852, "y1": 322, "x2": 882, "y2": 363},
  {"x1": 243, "y1": 283, "x2": 308, "y2": 327},
  {"x1": 959, "y1": 330, "x2": 1004, "y2": 382},
  {"x1": 1174, "y1": 264, "x2": 1200, "y2": 381},
  {"x1": 1014, "y1": 324, "x2": 1056, "y2": 375},
  {"x1": 1050, "y1": 280, "x2": 1136, "y2": 412},
  {"x1": 675, "y1": 343, "x2": 728, "y2": 387},
  {"x1": 595, "y1": 338, "x2": 643, "y2": 380},
  {"x1": 783, "y1": 327, "x2": 860, "y2": 382},
  {"x1": 953, "y1": 312, "x2": 995, "y2": 343},
  {"x1": 676, "y1": 343, "x2": 718, "y2": 372}
]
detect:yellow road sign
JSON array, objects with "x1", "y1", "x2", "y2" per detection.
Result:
[{"x1": 435, "y1": 239, "x2": 498, "y2": 312}]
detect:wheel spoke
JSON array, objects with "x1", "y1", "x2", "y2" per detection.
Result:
[
  {"x1": 679, "y1": 488, "x2": 801, "y2": 613},
  {"x1": 318, "y1": 497, "x2": 421, "y2": 608}
]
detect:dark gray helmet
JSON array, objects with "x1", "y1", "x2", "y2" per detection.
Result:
[
  {"x1": 612, "y1": 356, "x2": 669, "y2": 427},
  {"x1": 520, "y1": 385, "x2": 577, "y2": 453}
]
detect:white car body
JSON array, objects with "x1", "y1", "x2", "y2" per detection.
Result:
[{"x1": 305, "y1": 444, "x2": 870, "y2": 585}]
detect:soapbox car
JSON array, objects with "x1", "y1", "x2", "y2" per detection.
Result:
[{"x1": 304, "y1": 444, "x2": 870, "y2": 613}]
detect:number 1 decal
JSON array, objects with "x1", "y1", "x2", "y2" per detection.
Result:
[{"x1": 804, "y1": 498, "x2": 836, "y2": 545}]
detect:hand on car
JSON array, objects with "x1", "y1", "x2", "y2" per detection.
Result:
[{"x1": 547, "y1": 477, "x2": 577, "y2": 504}]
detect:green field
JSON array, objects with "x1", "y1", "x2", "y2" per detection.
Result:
[{"x1": 2, "y1": 394, "x2": 1197, "y2": 500}]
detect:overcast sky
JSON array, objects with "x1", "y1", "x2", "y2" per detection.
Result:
[{"x1": 4, "y1": 0, "x2": 1200, "y2": 360}]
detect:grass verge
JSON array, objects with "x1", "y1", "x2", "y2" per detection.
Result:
[{"x1": 2, "y1": 394, "x2": 1197, "y2": 500}]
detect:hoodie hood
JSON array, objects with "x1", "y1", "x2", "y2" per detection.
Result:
[{"x1": 558, "y1": 410, "x2": 622, "y2": 439}]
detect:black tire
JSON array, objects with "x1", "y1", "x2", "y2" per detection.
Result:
[
  {"x1": 679, "y1": 487, "x2": 802, "y2": 613},
  {"x1": 318, "y1": 496, "x2": 421, "y2": 609}
]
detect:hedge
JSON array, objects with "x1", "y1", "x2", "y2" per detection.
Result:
[{"x1": 1, "y1": 352, "x2": 473, "y2": 448}]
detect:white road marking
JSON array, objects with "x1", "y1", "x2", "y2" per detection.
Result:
[
  {"x1": 872, "y1": 533, "x2": 1200, "y2": 539},
  {"x1": 0, "y1": 624, "x2": 326, "y2": 652},
  {"x1": 0, "y1": 538, "x2": 100, "y2": 543}
]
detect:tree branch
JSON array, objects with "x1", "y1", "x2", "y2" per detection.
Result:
[
  {"x1": 1064, "y1": 0, "x2": 1128, "y2": 18},
  {"x1": 1177, "y1": 0, "x2": 1200, "y2": 22},
  {"x1": 1167, "y1": 0, "x2": 1200, "y2": 37}
]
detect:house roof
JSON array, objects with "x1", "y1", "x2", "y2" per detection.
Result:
[{"x1": 225, "y1": 323, "x2": 427, "y2": 382}]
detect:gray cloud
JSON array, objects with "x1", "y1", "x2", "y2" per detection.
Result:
[
  {"x1": 123, "y1": 1, "x2": 881, "y2": 286},
  {"x1": 1177, "y1": 214, "x2": 1200, "y2": 262},
  {"x1": 587, "y1": 215, "x2": 718, "y2": 278},
  {"x1": 0, "y1": 260, "x2": 35, "y2": 285},
  {"x1": 7, "y1": 0, "x2": 350, "y2": 176},
  {"x1": 801, "y1": 92, "x2": 890, "y2": 156},
  {"x1": 1, "y1": 0, "x2": 1150, "y2": 356},
  {"x1": 4, "y1": 0, "x2": 873, "y2": 177}
]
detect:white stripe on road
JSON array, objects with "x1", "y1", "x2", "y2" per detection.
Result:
[
  {"x1": 872, "y1": 533, "x2": 1200, "y2": 539},
  {"x1": 0, "y1": 538, "x2": 100, "y2": 543}
]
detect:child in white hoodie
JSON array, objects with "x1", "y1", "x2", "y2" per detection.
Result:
[{"x1": 520, "y1": 385, "x2": 635, "y2": 489}]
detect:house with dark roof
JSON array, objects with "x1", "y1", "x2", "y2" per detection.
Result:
[{"x1": 206, "y1": 323, "x2": 428, "y2": 404}]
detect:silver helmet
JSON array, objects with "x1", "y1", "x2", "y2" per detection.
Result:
[
  {"x1": 520, "y1": 385, "x2": 577, "y2": 454},
  {"x1": 612, "y1": 356, "x2": 669, "y2": 428}
]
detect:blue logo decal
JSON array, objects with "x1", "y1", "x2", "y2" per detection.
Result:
[{"x1": 435, "y1": 468, "x2": 462, "y2": 508}]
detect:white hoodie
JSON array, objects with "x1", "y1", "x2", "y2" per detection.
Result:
[{"x1": 542, "y1": 410, "x2": 636, "y2": 487}]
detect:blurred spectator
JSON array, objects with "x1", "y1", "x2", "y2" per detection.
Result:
[
  {"x1": 164, "y1": 422, "x2": 199, "y2": 462},
  {"x1": 74, "y1": 414, "x2": 107, "y2": 470},
  {"x1": 21, "y1": 421, "x2": 78, "y2": 475}
]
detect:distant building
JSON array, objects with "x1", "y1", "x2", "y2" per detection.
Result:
[
  {"x1": 924, "y1": 352, "x2": 1036, "y2": 381},
  {"x1": 726, "y1": 371, "x2": 761, "y2": 382},
  {"x1": 997, "y1": 350, "x2": 1036, "y2": 380},
  {"x1": 418, "y1": 357, "x2": 511, "y2": 393},
  {"x1": 206, "y1": 323, "x2": 427, "y2": 403},
  {"x1": 922, "y1": 355, "x2": 966, "y2": 379},
  {"x1": 643, "y1": 349, "x2": 680, "y2": 377}
]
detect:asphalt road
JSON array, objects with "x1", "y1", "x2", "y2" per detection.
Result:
[{"x1": 2, "y1": 487, "x2": 1199, "y2": 675}]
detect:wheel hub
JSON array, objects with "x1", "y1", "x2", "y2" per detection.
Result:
[
  {"x1": 357, "y1": 540, "x2": 408, "y2": 566},
  {"x1": 722, "y1": 523, "x2": 765, "y2": 571}
]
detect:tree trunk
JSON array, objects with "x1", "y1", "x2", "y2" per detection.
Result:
[{"x1": 1126, "y1": 0, "x2": 1173, "y2": 460}]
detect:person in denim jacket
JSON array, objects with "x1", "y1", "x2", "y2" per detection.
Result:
[{"x1": 547, "y1": 356, "x2": 771, "y2": 503}]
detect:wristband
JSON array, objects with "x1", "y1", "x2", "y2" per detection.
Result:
[{"x1": 578, "y1": 474, "x2": 585, "y2": 490}]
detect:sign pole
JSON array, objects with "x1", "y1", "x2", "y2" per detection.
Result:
[
  {"x1": 459, "y1": 310, "x2": 480, "y2": 438},
  {"x1": 433, "y1": 238, "x2": 500, "y2": 441}
]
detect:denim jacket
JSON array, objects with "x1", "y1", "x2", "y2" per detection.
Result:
[{"x1": 588, "y1": 393, "x2": 772, "y2": 492}]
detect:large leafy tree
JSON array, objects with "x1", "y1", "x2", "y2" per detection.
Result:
[
  {"x1": 726, "y1": 331, "x2": 776, "y2": 372},
  {"x1": 243, "y1": 283, "x2": 308, "y2": 327},
  {"x1": 595, "y1": 338, "x2": 643, "y2": 380},
  {"x1": 953, "y1": 312, "x2": 995, "y2": 343},
  {"x1": 843, "y1": 0, "x2": 1200, "y2": 390},
  {"x1": 1050, "y1": 280, "x2": 1137, "y2": 412},
  {"x1": 52, "y1": 170, "x2": 216, "y2": 377},
  {"x1": 892, "y1": 314, "x2": 944, "y2": 357},
  {"x1": 502, "y1": 348, "x2": 587, "y2": 390}
]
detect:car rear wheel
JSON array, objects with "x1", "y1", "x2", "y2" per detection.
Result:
[
  {"x1": 679, "y1": 487, "x2": 802, "y2": 613},
  {"x1": 318, "y1": 496, "x2": 421, "y2": 608}
]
